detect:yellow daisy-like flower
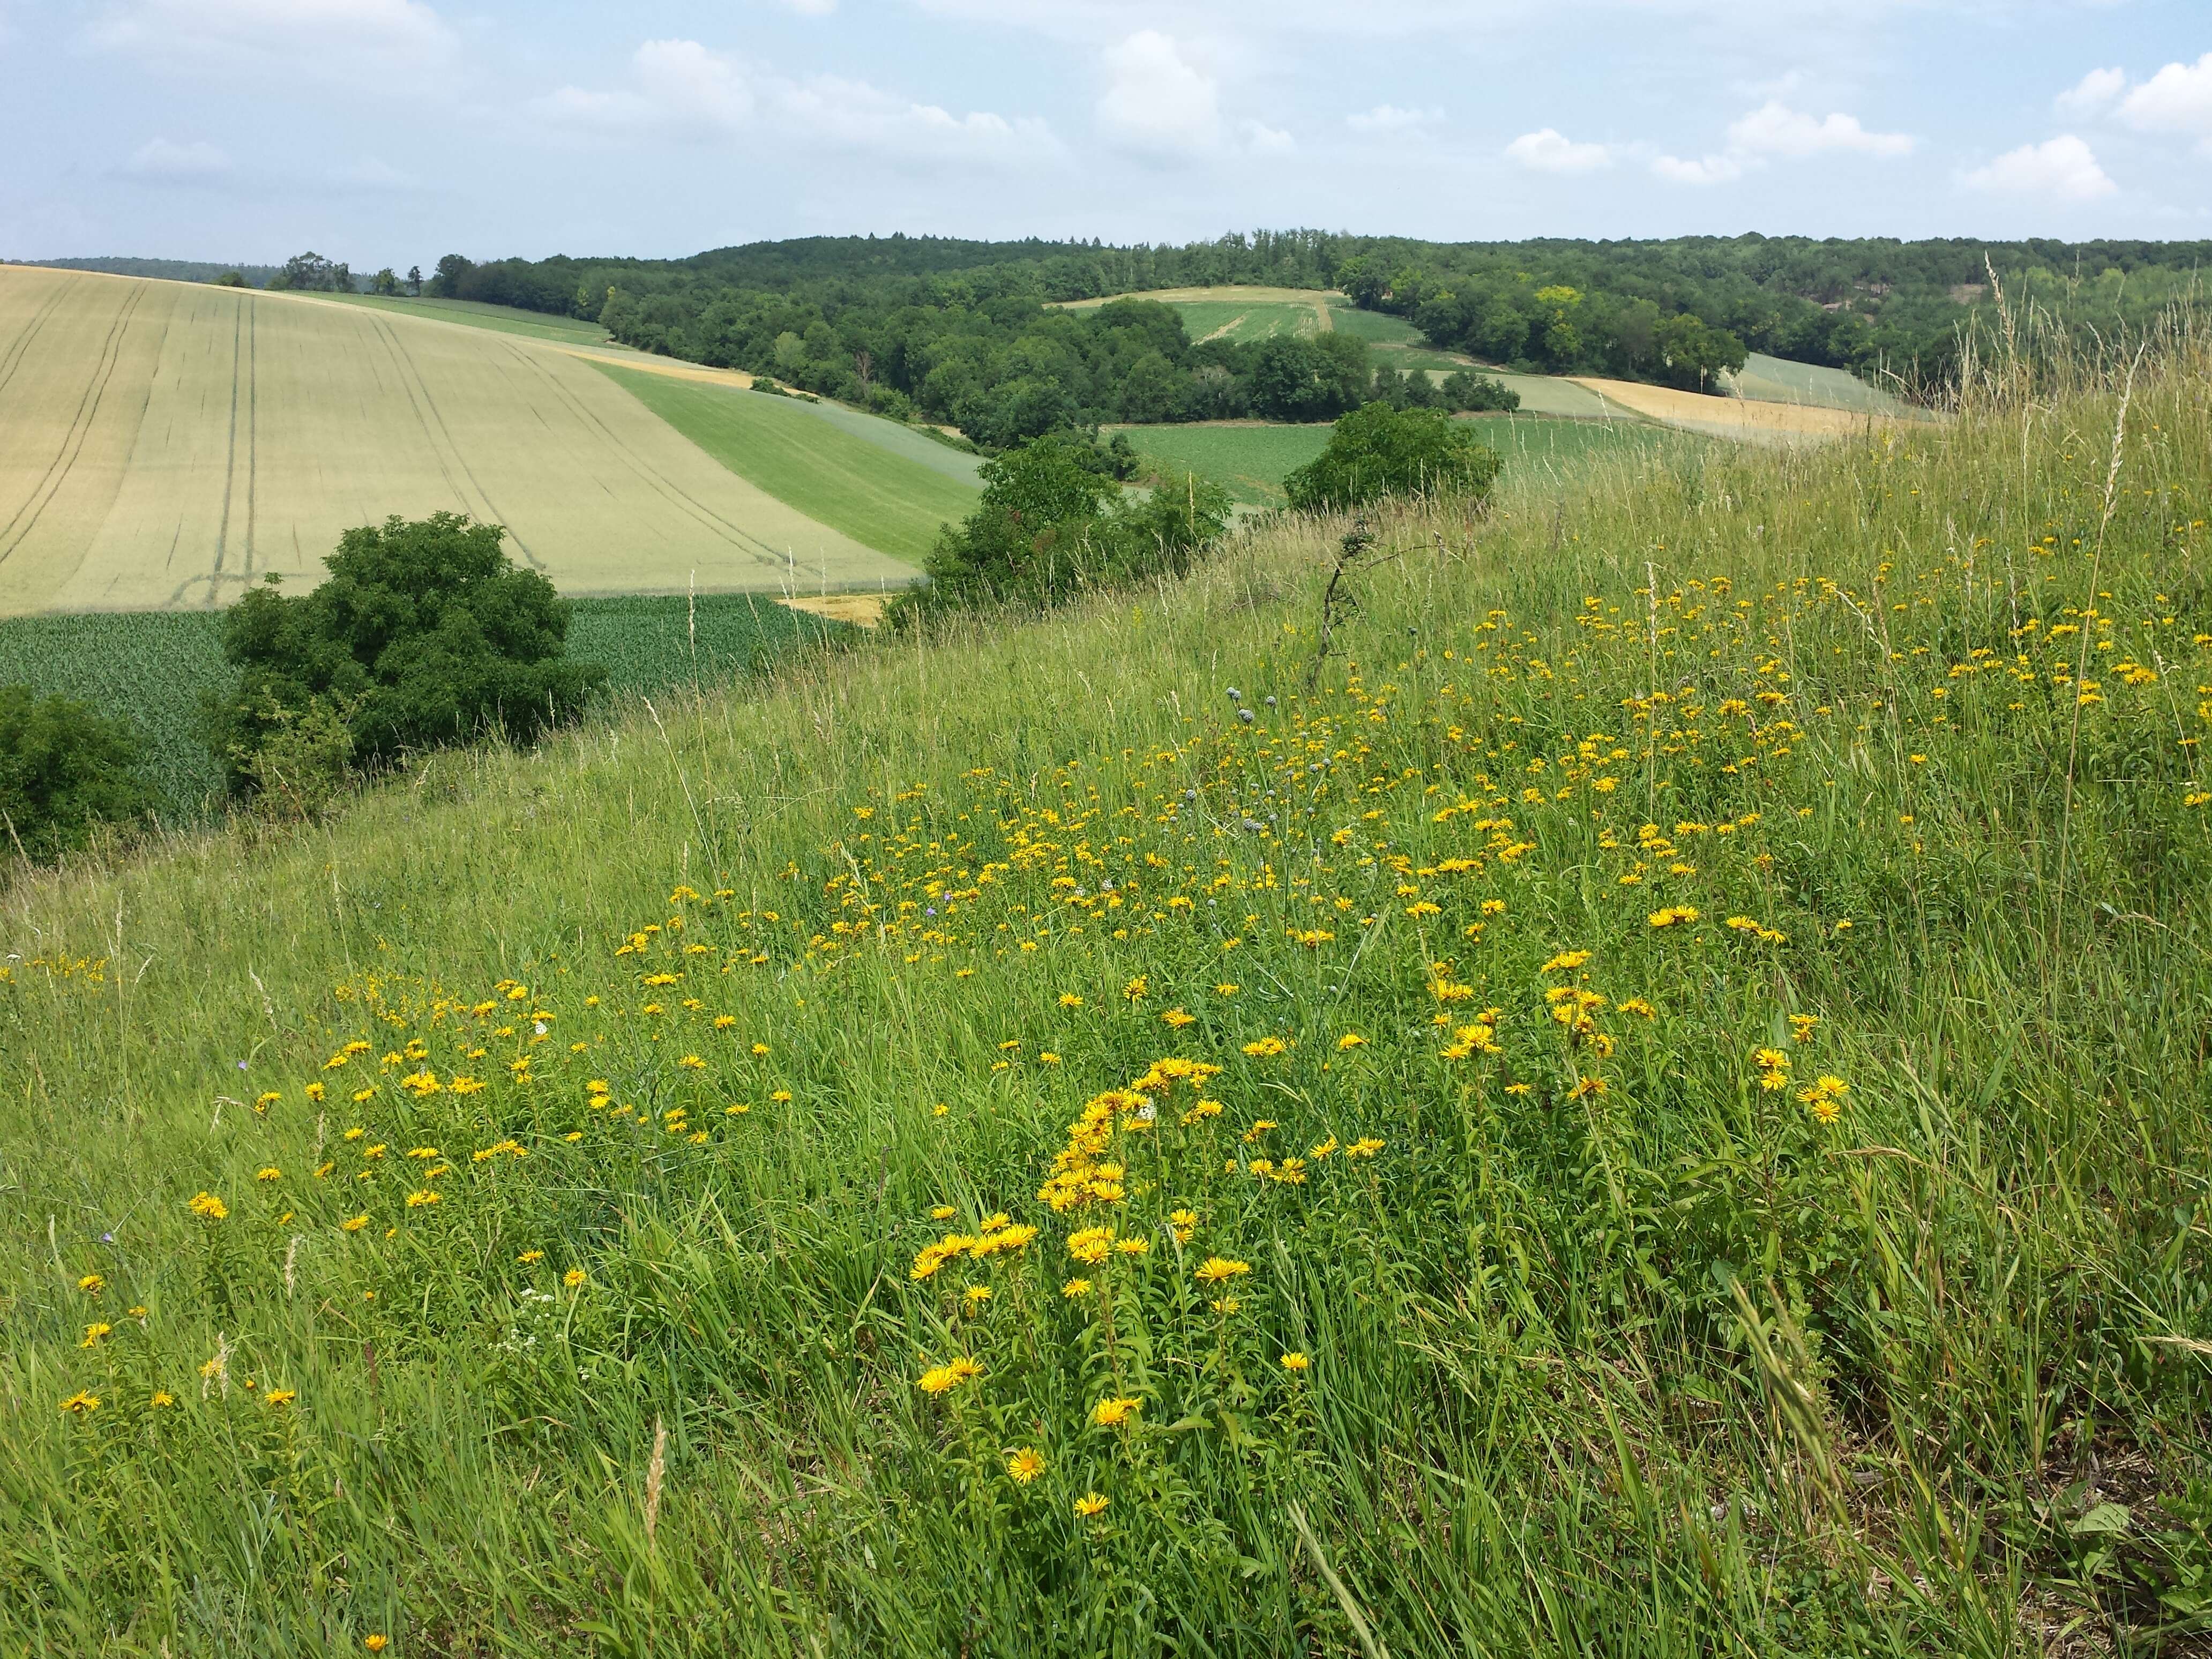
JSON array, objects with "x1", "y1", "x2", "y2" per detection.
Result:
[
  {"x1": 1074, "y1": 1492, "x2": 1109, "y2": 1518},
  {"x1": 59, "y1": 1391, "x2": 100, "y2": 1414},
  {"x1": 564, "y1": 1268, "x2": 587, "y2": 1289},
  {"x1": 1062, "y1": 1277, "x2": 1093, "y2": 1298},
  {"x1": 1006, "y1": 1447, "x2": 1045, "y2": 1484},
  {"x1": 1336, "y1": 1033, "x2": 1365, "y2": 1050},
  {"x1": 341, "y1": 1215, "x2": 368, "y2": 1232},
  {"x1": 187, "y1": 1192, "x2": 228, "y2": 1221},
  {"x1": 1092, "y1": 1396, "x2": 1142, "y2": 1428},
  {"x1": 1280, "y1": 1351, "x2": 1311, "y2": 1372},
  {"x1": 1194, "y1": 1257, "x2": 1251, "y2": 1283}
]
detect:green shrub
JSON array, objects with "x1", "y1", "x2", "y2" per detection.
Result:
[
  {"x1": 1439, "y1": 367, "x2": 1522, "y2": 412},
  {"x1": 1283, "y1": 400, "x2": 1503, "y2": 513},
  {"x1": 206, "y1": 512, "x2": 606, "y2": 795},
  {"x1": 890, "y1": 432, "x2": 1230, "y2": 623},
  {"x1": 225, "y1": 692, "x2": 358, "y2": 824},
  {"x1": 0, "y1": 685, "x2": 149, "y2": 862}
]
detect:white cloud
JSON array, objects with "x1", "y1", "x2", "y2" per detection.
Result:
[
  {"x1": 2056, "y1": 66, "x2": 2125, "y2": 118},
  {"x1": 1348, "y1": 104, "x2": 1440, "y2": 132},
  {"x1": 1240, "y1": 118, "x2": 1294, "y2": 153},
  {"x1": 1505, "y1": 128, "x2": 1611, "y2": 173},
  {"x1": 633, "y1": 37, "x2": 756, "y2": 135},
  {"x1": 537, "y1": 40, "x2": 1052, "y2": 166},
  {"x1": 119, "y1": 136, "x2": 231, "y2": 179},
  {"x1": 782, "y1": 72, "x2": 1056, "y2": 161},
  {"x1": 1647, "y1": 98, "x2": 1908, "y2": 185},
  {"x1": 1727, "y1": 100, "x2": 1911, "y2": 159},
  {"x1": 89, "y1": 0, "x2": 457, "y2": 78},
  {"x1": 778, "y1": 0, "x2": 838, "y2": 12},
  {"x1": 1963, "y1": 134, "x2": 2116, "y2": 202},
  {"x1": 1097, "y1": 29, "x2": 1220, "y2": 157},
  {"x1": 1651, "y1": 151, "x2": 1743, "y2": 186},
  {"x1": 2119, "y1": 53, "x2": 2212, "y2": 141}
]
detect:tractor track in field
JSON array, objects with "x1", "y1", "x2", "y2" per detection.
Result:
[
  {"x1": 498, "y1": 342, "x2": 793, "y2": 570},
  {"x1": 0, "y1": 281, "x2": 145, "y2": 572},
  {"x1": 0, "y1": 282, "x2": 71, "y2": 402},
  {"x1": 177, "y1": 293, "x2": 260, "y2": 608},
  {"x1": 365, "y1": 313, "x2": 543, "y2": 570}
]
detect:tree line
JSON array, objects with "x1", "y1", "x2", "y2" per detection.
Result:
[{"x1": 407, "y1": 231, "x2": 2209, "y2": 425}]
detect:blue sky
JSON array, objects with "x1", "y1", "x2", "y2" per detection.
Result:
[{"x1": 3, "y1": 0, "x2": 2208, "y2": 266}]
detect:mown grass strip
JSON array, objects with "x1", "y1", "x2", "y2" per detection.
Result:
[{"x1": 594, "y1": 362, "x2": 978, "y2": 565}]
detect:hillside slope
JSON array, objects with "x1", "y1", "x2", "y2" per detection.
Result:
[
  {"x1": 0, "y1": 267, "x2": 922, "y2": 616},
  {"x1": 3, "y1": 344, "x2": 2209, "y2": 1653}
]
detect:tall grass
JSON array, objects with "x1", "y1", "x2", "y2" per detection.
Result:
[{"x1": 2, "y1": 323, "x2": 2209, "y2": 1655}]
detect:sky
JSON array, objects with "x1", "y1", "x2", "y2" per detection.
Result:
[{"x1": 2, "y1": 0, "x2": 2208, "y2": 266}]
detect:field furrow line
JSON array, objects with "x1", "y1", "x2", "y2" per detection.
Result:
[
  {"x1": 213, "y1": 297, "x2": 242, "y2": 573},
  {"x1": 244, "y1": 301, "x2": 258, "y2": 574},
  {"x1": 498, "y1": 342, "x2": 787, "y2": 564},
  {"x1": 0, "y1": 283, "x2": 145, "y2": 565},
  {"x1": 0, "y1": 282, "x2": 72, "y2": 401},
  {"x1": 369, "y1": 316, "x2": 542, "y2": 568}
]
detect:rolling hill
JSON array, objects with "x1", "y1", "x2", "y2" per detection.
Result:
[{"x1": 0, "y1": 267, "x2": 961, "y2": 617}]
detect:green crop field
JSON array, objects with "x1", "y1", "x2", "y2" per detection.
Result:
[
  {"x1": 774, "y1": 396, "x2": 984, "y2": 486},
  {"x1": 594, "y1": 364, "x2": 979, "y2": 566},
  {"x1": 5, "y1": 329, "x2": 2209, "y2": 1654},
  {"x1": 1120, "y1": 422, "x2": 1333, "y2": 505},
  {"x1": 0, "y1": 266, "x2": 916, "y2": 619},
  {"x1": 297, "y1": 292, "x2": 615, "y2": 347},
  {"x1": 1319, "y1": 302, "x2": 1419, "y2": 345},
  {"x1": 0, "y1": 611, "x2": 231, "y2": 814},
  {"x1": 1169, "y1": 300, "x2": 1325, "y2": 343},
  {"x1": 0, "y1": 594, "x2": 851, "y2": 823},
  {"x1": 1057, "y1": 286, "x2": 1336, "y2": 345},
  {"x1": 1124, "y1": 415, "x2": 1684, "y2": 507}
]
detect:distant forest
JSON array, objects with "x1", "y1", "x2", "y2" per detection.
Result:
[
  {"x1": 26, "y1": 231, "x2": 2203, "y2": 447},
  {"x1": 407, "y1": 231, "x2": 2206, "y2": 441},
  {"x1": 8, "y1": 255, "x2": 285, "y2": 287}
]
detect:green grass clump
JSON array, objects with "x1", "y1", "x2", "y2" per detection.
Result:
[
  {"x1": 594, "y1": 363, "x2": 978, "y2": 564},
  {"x1": 4, "y1": 327, "x2": 2212, "y2": 1654}
]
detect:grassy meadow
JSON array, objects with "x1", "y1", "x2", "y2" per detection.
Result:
[
  {"x1": 1729, "y1": 351, "x2": 1911, "y2": 415},
  {"x1": 0, "y1": 267, "x2": 916, "y2": 618},
  {"x1": 4, "y1": 326, "x2": 2212, "y2": 1655}
]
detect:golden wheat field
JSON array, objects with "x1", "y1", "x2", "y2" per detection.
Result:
[
  {"x1": 0, "y1": 267, "x2": 914, "y2": 617},
  {"x1": 1566, "y1": 375, "x2": 1903, "y2": 443}
]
